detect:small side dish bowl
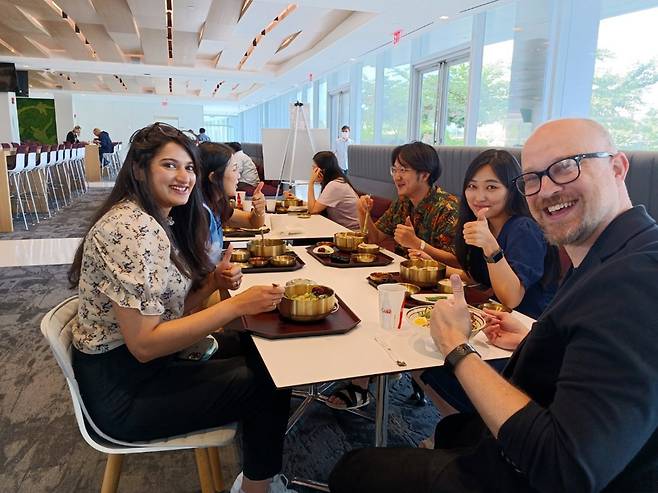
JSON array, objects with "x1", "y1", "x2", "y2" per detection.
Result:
[
  {"x1": 270, "y1": 254, "x2": 296, "y2": 267},
  {"x1": 396, "y1": 282, "x2": 421, "y2": 297},
  {"x1": 351, "y1": 253, "x2": 376, "y2": 263},
  {"x1": 248, "y1": 256, "x2": 270, "y2": 268},
  {"x1": 231, "y1": 249, "x2": 251, "y2": 262}
]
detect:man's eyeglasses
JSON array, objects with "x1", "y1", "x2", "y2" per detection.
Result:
[
  {"x1": 389, "y1": 166, "x2": 414, "y2": 177},
  {"x1": 512, "y1": 152, "x2": 614, "y2": 197},
  {"x1": 130, "y1": 122, "x2": 186, "y2": 143}
]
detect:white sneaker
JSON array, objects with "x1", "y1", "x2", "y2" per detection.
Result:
[
  {"x1": 230, "y1": 472, "x2": 244, "y2": 493},
  {"x1": 268, "y1": 474, "x2": 298, "y2": 493},
  {"x1": 230, "y1": 472, "x2": 298, "y2": 493}
]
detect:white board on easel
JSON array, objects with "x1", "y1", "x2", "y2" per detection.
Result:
[{"x1": 262, "y1": 128, "x2": 330, "y2": 181}]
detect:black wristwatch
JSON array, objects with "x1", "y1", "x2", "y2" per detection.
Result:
[
  {"x1": 445, "y1": 343, "x2": 480, "y2": 372},
  {"x1": 485, "y1": 248, "x2": 504, "y2": 264}
]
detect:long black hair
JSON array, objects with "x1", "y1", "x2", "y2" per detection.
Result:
[
  {"x1": 198, "y1": 142, "x2": 235, "y2": 223},
  {"x1": 312, "y1": 151, "x2": 357, "y2": 193},
  {"x1": 454, "y1": 149, "x2": 559, "y2": 288},
  {"x1": 68, "y1": 122, "x2": 213, "y2": 290}
]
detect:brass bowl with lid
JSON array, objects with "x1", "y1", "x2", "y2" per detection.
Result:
[
  {"x1": 248, "y1": 238, "x2": 287, "y2": 257},
  {"x1": 400, "y1": 259, "x2": 446, "y2": 288},
  {"x1": 334, "y1": 231, "x2": 367, "y2": 252},
  {"x1": 278, "y1": 284, "x2": 336, "y2": 322},
  {"x1": 270, "y1": 254, "x2": 296, "y2": 267},
  {"x1": 230, "y1": 249, "x2": 251, "y2": 262}
]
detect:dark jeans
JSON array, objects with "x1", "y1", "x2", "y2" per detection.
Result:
[
  {"x1": 329, "y1": 414, "x2": 528, "y2": 493},
  {"x1": 73, "y1": 330, "x2": 291, "y2": 480},
  {"x1": 420, "y1": 358, "x2": 509, "y2": 413}
]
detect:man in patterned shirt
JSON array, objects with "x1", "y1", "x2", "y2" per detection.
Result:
[{"x1": 358, "y1": 141, "x2": 459, "y2": 265}]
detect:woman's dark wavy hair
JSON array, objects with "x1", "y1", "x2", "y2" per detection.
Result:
[
  {"x1": 198, "y1": 142, "x2": 235, "y2": 223},
  {"x1": 312, "y1": 150, "x2": 357, "y2": 193},
  {"x1": 391, "y1": 141, "x2": 441, "y2": 185},
  {"x1": 454, "y1": 149, "x2": 560, "y2": 288},
  {"x1": 68, "y1": 122, "x2": 213, "y2": 290}
]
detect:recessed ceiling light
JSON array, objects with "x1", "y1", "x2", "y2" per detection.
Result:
[
  {"x1": 439, "y1": 15, "x2": 449, "y2": 20},
  {"x1": 349, "y1": 57, "x2": 356, "y2": 62}
]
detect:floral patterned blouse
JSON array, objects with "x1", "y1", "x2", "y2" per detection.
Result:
[
  {"x1": 72, "y1": 200, "x2": 191, "y2": 354},
  {"x1": 376, "y1": 186, "x2": 459, "y2": 256}
]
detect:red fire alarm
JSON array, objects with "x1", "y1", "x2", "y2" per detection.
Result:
[{"x1": 393, "y1": 29, "x2": 402, "y2": 46}]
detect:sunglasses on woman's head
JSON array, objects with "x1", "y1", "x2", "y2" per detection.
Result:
[{"x1": 130, "y1": 122, "x2": 187, "y2": 143}]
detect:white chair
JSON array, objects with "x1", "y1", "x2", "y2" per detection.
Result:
[
  {"x1": 8, "y1": 147, "x2": 38, "y2": 229},
  {"x1": 40, "y1": 297, "x2": 236, "y2": 493},
  {"x1": 26, "y1": 146, "x2": 50, "y2": 219},
  {"x1": 39, "y1": 146, "x2": 60, "y2": 211}
]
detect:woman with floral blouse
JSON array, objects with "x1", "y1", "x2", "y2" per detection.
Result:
[{"x1": 68, "y1": 123, "x2": 295, "y2": 493}]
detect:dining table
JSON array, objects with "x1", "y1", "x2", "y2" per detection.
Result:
[
  {"x1": 223, "y1": 211, "x2": 350, "y2": 243},
  {"x1": 229, "y1": 243, "x2": 534, "y2": 489}
]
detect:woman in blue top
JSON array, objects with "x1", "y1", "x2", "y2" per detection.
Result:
[
  {"x1": 411, "y1": 149, "x2": 559, "y2": 317},
  {"x1": 198, "y1": 143, "x2": 267, "y2": 264},
  {"x1": 411, "y1": 149, "x2": 560, "y2": 419}
]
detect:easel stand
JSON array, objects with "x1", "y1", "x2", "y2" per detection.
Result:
[{"x1": 274, "y1": 101, "x2": 316, "y2": 198}]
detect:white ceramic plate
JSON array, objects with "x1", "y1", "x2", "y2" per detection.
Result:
[
  {"x1": 406, "y1": 305, "x2": 486, "y2": 335},
  {"x1": 409, "y1": 293, "x2": 453, "y2": 304}
]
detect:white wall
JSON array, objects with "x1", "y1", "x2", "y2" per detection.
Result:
[
  {"x1": 0, "y1": 92, "x2": 20, "y2": 143},
  {"x1": 72, "y1": 95, "x2": 204, "y2": 151}
]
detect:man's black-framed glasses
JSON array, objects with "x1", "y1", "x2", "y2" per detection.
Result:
[{"x1": 512, "y1": 152, "x2": 614, "y2": 197}]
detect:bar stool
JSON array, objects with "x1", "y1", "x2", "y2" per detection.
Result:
[
  {"x1": 39, "y1": 145, "x2": 60, "y2": 211},
  {"x1": 26, "y1": 145, "x2": 50, "y2": 219},
  {"x1": 7, "y1": 146, "x2": 37, "y2": 229}
]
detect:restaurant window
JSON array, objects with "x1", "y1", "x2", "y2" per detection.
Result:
[
  {"x1": 591, "y1": 1, "x2": 658, "y2": 149},
  {"x1": 360, "y1": 58, "x2": 377, "y2": 144},
  {"x1": 381, "y1": 43, "x2": 411, "y2": 145}
]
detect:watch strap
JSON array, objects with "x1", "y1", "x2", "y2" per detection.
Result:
[
  {"x1": 485, "y1": 248, "x2": 504, "y2": 264},
  {"x1": 445, "y1": 343, "x2": 480, "y2": 372}
]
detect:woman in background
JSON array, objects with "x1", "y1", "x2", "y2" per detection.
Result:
[
  {"x1": 198, "y1": 142, "x2": 267, "y2": 264},
  {"x1": 302, "y1": 150, "x2": 360, "y2": 230}
]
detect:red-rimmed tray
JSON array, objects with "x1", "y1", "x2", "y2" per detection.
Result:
[
  {"x1": 241, "y1": 252, "x2": 305, "y2": 274},
  {"x1": 306, "y1": 246, "x2": 394, "y2": 268},
  {"x1": 366, "y1": 272, "x2": 492, "y2": 306},
  {"x1": 240, "y1": 295, "x2": 360, "y2": 339}
]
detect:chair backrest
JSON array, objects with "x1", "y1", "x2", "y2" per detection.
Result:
[
  {"x1": 40, "y1": 297, "x2": 145, "y2": 449},
  {"x1": 1, "y1": 143, "x2": 9, "y2": 149},
  {"x1": 26, "y1": 146, "x2": 38, "y2": 169},
  {"x1": 49, "y1": 146, "x2": 58, "y2": 165},
  {"x1": 13, "y1": 148, "x2": 26, "y2": 172}
]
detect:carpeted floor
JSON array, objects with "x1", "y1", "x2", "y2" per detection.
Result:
[
  {"x1": 0, "y1": 190, "x2": 442, "y2": 492},
  {"x1": 0, "y1": 264, "x2": 439, "y2": 492},
  {"x1": 1, "y1": 188, "x2": 111, "y2": 240}
]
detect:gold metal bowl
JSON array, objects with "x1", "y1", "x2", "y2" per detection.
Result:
[
  {"x1": 400, "y1": 259, "x2": 447, "y2": 288},
  {"x1": 396, "y1": 282, "x2": 421, "y2": 297},
  {"x1": 230, "y1": 249, "x2": 251, "y2": 262},
  {"x1": 284, "y1": 197, "x2": 304, "y2": 207},
  {"x1": 479, "y1": 301, "x2": 512, "y2": 313},
  {"x1": 334, "y1": 231, "x2": 367, "y2": 252},
  {"x1": 351, "y1": 253, "x2": 376, "y2": 263},
  {"x1": 248, "y1": 256, "x2": 270, "y2": 268},
  {"x1": 248, "y1": 238, "x2": 287, "y2": 257},
  {"x1": 278, "y1": 284, "x2": 336, "y2": 322},
  {"x1": 270, "y1": 254, "x2": 296, "y2": 267},
  {"x1": 437, "y1": 278, "x2": 466, "y2": 294},
  {"x1": 357, "y1": 243, "x2": 380, "y2": 254}
]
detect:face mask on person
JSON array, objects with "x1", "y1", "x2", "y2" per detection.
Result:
[{"x1": 341, "y1": 131, "x2": 349, "y2": 139}]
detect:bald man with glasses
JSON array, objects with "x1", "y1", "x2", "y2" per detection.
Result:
[{"x1": 330, "y1": 119, "x2": 658, "y2": 493}]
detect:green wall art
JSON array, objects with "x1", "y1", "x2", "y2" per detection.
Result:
[{"x1": 16, "y1": 98, "x2": 58, "y2": 144}]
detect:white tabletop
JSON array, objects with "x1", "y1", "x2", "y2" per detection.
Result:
[
  {"x1": 235, "y1": 246, "x2": 534, "y2": 389},
  {"x1": 223, "y1": 213, "x2": 350, "y2": 242}
]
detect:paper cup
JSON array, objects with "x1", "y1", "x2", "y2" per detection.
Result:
[
  {"x1": 266, "y1": 199, "x2": 276, "y2": 213},
  {"x1": 378, "y1": 284, "x2": 407, "y2": 330}
]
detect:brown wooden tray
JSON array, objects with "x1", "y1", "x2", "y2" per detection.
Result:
[
  {"x1": 240, "y1": 295, "x2": 360, "y2": 339},
  {"x1": 366, "y1": 272, "x2": 492, "y2": 306},
  {"x1": 241, "y1": 252, "x2": 305, "y2": 274},
  {"x1": 306, "y1": 246, "x2": 394, "y2": 268},
  {"x1": 223, "y1": 227, "x2": 271, "y2": 238}
]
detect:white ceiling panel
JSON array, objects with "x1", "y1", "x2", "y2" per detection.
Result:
[
  {"x1": 140, "y1": 28, "x2": 168, "y2": 66},
  {"x1": 1, "y1": 1, "x2": 510, "y2": 106}
]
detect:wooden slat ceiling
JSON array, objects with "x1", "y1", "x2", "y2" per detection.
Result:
[{"x1": 0, "y1": 0, "x2": 495, "y2": 101}]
